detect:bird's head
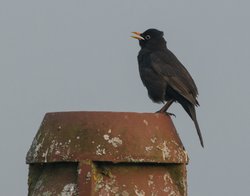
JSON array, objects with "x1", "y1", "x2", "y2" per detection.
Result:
[{"x1": 131, "y1": 28, "x2": 167, "y2": 50}]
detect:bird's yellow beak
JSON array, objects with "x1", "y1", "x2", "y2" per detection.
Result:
[{"x1": 131, "y1": 32, "x2": 144, "y2": 40}]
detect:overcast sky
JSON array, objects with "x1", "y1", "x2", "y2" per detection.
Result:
[{"x1": 1, "y1": 0, "x2": 250, "y2": 195}]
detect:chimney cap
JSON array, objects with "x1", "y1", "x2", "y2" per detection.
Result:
[{"x1": 26, "y1": 111, "x2": 188, "y2": 164}]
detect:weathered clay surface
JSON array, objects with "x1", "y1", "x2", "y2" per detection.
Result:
[
  {"x1": 26, "y1": 112, "x2": 187, "y2": 164},
  {"x1": 26, "y1": 111, "x2": 188, "y2": 195},
  {"x1": 28, "y1": 163, "x2": 78, "y2": 196},
  {"x1": 91, "y1": 162, "x2": 187, "y2": 196}
]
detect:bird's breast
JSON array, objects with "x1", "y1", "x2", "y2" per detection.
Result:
[{"x1": 138, "y1": 54, "x2": 167, "y2": 103}]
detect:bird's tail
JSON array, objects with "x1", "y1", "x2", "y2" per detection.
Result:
[{"x1": 182, "y1": 102, "x2": 204, "y2": 148}]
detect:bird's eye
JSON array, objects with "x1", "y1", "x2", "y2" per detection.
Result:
[{"x1": 145, "y1": 35, "x2": 151, "y2": 40}]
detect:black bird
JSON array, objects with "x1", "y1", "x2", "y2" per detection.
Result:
[{"x1": 132, "y1": 29, "x2": 204, "y2": 147}]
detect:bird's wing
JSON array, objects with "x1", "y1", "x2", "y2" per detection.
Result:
[{"x1": 150, "y1": 50, "x2": 199, "y2": 105}]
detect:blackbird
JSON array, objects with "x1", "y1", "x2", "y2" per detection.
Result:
[{"x1": 132, "y1": 28, "x2": 204, "y2": 147}]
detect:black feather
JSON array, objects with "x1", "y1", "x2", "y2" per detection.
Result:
[{"x1": 135, "y1": 28, "x2": 204, "y2": 147}]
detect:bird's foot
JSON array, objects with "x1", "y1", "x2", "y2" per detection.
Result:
[{"x1": 155, "y1": 110, "x2": 176, "y2": 117}]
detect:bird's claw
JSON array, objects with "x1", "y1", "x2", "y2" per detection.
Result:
[
  {"x1": 164, "y1": 112, "x2": 176, "y2": 117},
  {"x1": 155, "y1": 110, "x2": 176, "y2": 117}
]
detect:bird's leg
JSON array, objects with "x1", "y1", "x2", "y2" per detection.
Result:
[
  {"x1": 159, "y1": 99, "x2": 174, "y2": 112},
  {"x1": 156, "y1": 100, "x2": 175, "y2": 116}
]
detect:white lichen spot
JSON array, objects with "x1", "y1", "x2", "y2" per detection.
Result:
[
  {"x1": 33, "y1": 178, "x2": 43, "y2": 192},
  {"x1": 157, "y1": 141, "x2": 170, "y2": 160},
  {"x1": 96, "y1": 145, "x2": 106, "y2": 155},
  {"x1": 174, "y1": 149, "x2": 184, "y2": 163},
  {"x1": 164, "y1": 173, "x2": 174, "y2": 185},
  {"x1": 163, "y1": 178, "x2": 177, "y2": 196},
  {"x1": 77, "y1": 168, "x2": 82, "y2": 175},
  {"x1": 163, "y1": 188, "x2": 177, "y2": 196},
  {"x1": 169, "y1": 191, "x2": 177, "y2": 196},
  {"x1": 184, "y1": 150, "x2": 189, "y2": 163},
  {"x1": 66, "y1": 148, "x2": 71, "y2": 156},
  {"x1": 61, "y1": 147, "x2": 70, "y2": 160},
  {"x1": 42, "y1": 191, "x2": 52, "y2": 196},
  {"x1": 121, "y1": 190, "x2": 129, "y2": 196},
  {"x1": 103, "y1": 134, "x2": 110, "y2": 140},
  {"x1": 111, "y1": 137, "x2": 123, "y2": 147},
  {"x1": 104, "y1": 135, "x2": 123, "y2": 148},
  {"x1": 110, "y1": 186, "x2": 119, "y2": 193},
  {"x1": 58, "y1": 126, "x2": 62, "y2": 130},
  {"x1": 150, "y1": 137, "x2": 157, "y2": 143},
  {"x1": 125, "y1": 155, "x2": 145, "y2": 162},
  {"x1": 86, "y1": 171, "x2": 91, "y2": 181},
  {"x1": 61, "y1": 183, "x2": 77, "y2": 196},
  {"x1": 180, "y1": 174, "x2": 187, "y2": 195},
  {"x1": 163, "y1": 186, "x2": 170, "y2": 193},
  {"x1": 33, "y1": 137, "x2": 45, "y2": 159},
  {"x1": 104, "y1": 183, "x2": 111, "y2": 192},
  {"x1": 151, "y1": 191, "x2": 159, "y2": 196},
  {"x1": 143, "y1": 119, "x2": 149, "y2": 126},
  {"x1": 55, "y1": 150, "x2": 60, "y2": 155},
  {"x1": 95, "y1": 177, "x2": 104, "y2": 191},
  {"x1": 172, "y1": 140, "x2": 179, "y2": 146},
  {"x1": 148, "y1": 179, "x2": 154, "y2": 186},
  {"x1": 108, "y1": 129, "x2": 112, "y2": 133},
  {"x1": 134, "y1": 185, "x2": 145, "y2": 196},
  {"x1": 49, "y1": 140, "x2": 58, "y2": 154},
  {"x1": 92, "y1": 141, "x2": 95, "y2": 144},
  {"x1": 42, "y1": 148, "x2": 49, "y2": 162},
  {"x1": 68, "y1": 139, "x2": 71, "y2": 143},
  {"x1": 76, "y1": 136, "x2": 80, "y2": 140},
  {"x1": 98, "y1": 178, "x2": 117, "y2": 194},
  {"x1": 145, "y1": 146, "x2": 153, "y2": 152},
  {"x1": 147, "y1": 174, "x2": 154, "y2": 187}
]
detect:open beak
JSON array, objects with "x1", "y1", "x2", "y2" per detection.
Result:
[{"x1": 131, "y1": 32, "x2": 144, "y2": 40}]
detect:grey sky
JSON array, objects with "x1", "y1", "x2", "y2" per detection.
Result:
[{"x1": 1, "y1": 0, "x2": 250, "y2": 195}]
